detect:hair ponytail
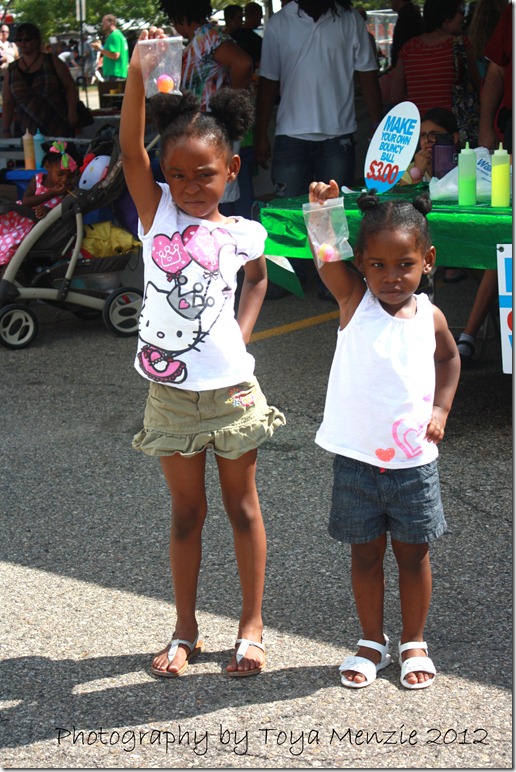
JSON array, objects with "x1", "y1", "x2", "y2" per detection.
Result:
[
  {"x1": 355, "y1": 190, "x2": 433, "y2": 252},
  {"x1": 148, "y1": 87, "x2": 254, "y2": 158},
  {"x1": 147, "y1": 90, "x2": 199, "y2": 134},
  {"x1": 208, "y1": 89, "x2": 254, "y2": 143}
]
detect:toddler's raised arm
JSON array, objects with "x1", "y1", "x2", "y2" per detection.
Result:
[{"x1": 307, "y1": 179, "x2": 365, "y2": 321}]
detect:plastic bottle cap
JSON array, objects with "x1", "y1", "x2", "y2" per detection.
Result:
[
  {"x1": 460, "y1": 141, "x2": 475, "y2": 155},
  {"x1": 493, "y1": 142, "x2": 508, "y2": 156}
]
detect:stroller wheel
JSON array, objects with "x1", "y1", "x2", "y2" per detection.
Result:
[
  {"x1": 0, "y1": 304, "x2": 38, "y2": 349},
  {"x1": 103, "y1": 287, "x2": 143, "y2": 337}
]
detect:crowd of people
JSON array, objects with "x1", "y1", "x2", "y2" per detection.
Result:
[{"x1": 0, "y1": 2, "x2": 509, "y2": 351}]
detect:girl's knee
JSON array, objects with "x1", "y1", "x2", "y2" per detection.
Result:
[
  {"x1": 226, "y1": 504, "x2": 263, "y2": 533},
  {"x1": 351, "y1": 536, "x2": 386, "y2": 572},
  {"x1": 171, "y1": 506, "x2": 206, "y2": 540},
  {"x1": 392, "y1": 540, "x2": 430, "y2": 570}
]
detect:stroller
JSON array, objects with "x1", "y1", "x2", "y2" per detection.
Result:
[{"x1": 0, "y1": 125, "x2": 152, "y2": 349}]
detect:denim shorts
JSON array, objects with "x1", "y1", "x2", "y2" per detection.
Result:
[
  {"x1": 328, "y1": 455, "x2": 446, "y2": 545},
  {"x1": 133, "y1": 378, "x2": 286, "y2": 460}
]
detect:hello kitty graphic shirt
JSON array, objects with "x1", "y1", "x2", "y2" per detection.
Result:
[
  {"x1": 135, "y1": 184, "x2": 267, "y2": 391},
  {"x1": 316, "y1": 289, "x2": 438, "y2": 469}
]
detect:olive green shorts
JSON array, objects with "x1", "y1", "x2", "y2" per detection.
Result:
[{"x1": 133, "y1": 378, "x2": 286, "y2": 459}]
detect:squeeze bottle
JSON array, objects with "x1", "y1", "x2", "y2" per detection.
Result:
[
  {"x1": 491, "y1": 142, "x2": 510, "y2": 207},
  {"x1": 33, "y1": 128, "x2": 45, "y2": 168},
  {"x1": 22, "y1": 129, "x2": 35, "y2": 170},
  {"x1": 457, "y1": 141, "x2": 476, "y2": 206}
]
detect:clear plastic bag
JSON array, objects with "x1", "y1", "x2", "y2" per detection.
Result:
[
  {"x1": 137, "y1": 37, "x2": 183, "y2": 98},
  {"x1": 302, "y1": 197, "x2": 354, "y2": 268}
]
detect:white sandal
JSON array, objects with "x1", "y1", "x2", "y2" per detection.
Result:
[
  {"x1": 399, "y1": 641, "x2": 436, "y2": 690},
  {"x1": 227, "y1": 638, "x2": 266, "y2": 677},
  {"x1": 339, "y1": 635, "x2": 392, "y2": 689},
  {"x1": 150, "y1": 633, "x2": 203, "y2": 678}
]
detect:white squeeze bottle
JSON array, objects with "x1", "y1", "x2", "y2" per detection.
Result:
[
  {"x1": 34, "y1": 128, "x2": 45, "y2": 168},
  {"x1": 22, "y1": 129, "x2": 35, "y2": 170},
  {"x1": 491, "y1": 143, "x2": 510, "y2": 207},
  {"x1": 457, "y1": 141, "x2": 476, "y2": 206}
]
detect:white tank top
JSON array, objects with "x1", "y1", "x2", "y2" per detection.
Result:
[{"x1": 315, "y1": 289, "x2": 439, "y2": 469}]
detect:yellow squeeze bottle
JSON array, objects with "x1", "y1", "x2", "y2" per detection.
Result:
[
  {"x1": 491, "y1": 142, "x2": 510, "y2": 208},
  {"x1": 22, "y1": 129, "x2": 35, "y2": 170}
]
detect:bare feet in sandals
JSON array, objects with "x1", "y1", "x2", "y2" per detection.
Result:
[
  {"x1": 151, "y1": 632, "x2": 203, "y2": 678},
  {"x1": 226, "y1": 628, "x2": 265, "y2": 677},
  {"x1": 399, "y1": 641, "x2": 436, "y2": 689},
  {"x1": 339, "y1": 636, "x2": 392, "y2": 689}
]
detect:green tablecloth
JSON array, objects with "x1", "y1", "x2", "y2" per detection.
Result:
[{"x1": 259, "y1": 185, "x2": 512, "y2": 270}]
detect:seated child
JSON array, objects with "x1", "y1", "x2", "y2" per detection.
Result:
[
  {"x1": 0, "y1": 141, "x2": 78, "y2": 267},
  {"x1": 400, "y1": 108, "x2": 460, "y2": 185}
]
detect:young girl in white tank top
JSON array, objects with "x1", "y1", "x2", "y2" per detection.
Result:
[{"x1": 307, "y1": 180, "x2": 460, "y2": 690}]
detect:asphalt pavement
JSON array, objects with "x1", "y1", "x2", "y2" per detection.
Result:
[{"x1": 0, "y1": 266, "x2": 512, "y2": 769}]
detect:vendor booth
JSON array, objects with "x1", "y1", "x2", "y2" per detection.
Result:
[{"x1": 258, "y1": 185, "x2": 512, "y2": 271}]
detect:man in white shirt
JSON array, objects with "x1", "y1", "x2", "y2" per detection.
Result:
[
  {"x1": 254, "y1": 0, "x2": 382, "y2": 296},
  {"x1": 255, "y1": 0, "x2": 382, "y2": 197}
]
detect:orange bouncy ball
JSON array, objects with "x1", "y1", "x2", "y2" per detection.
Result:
[{"x1": 157, "y1": 74, "x2": 175, "y2": 93}]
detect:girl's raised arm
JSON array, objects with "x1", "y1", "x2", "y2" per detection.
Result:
[
  {"x1": 308, "y1": 179, "x2": 365, "y2": 325},
  {"x1": 120, "y1": 29, "x2": 163, "y2": 233}
]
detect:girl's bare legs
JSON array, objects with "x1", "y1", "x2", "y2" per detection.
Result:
[
  {"x1": 152, "y1": 451, "x2": 208, "y2": 675},
  {"x1": 391, "y1": 539, "x2": 434, "y2": 686},
  {"x1": 216, "y1": 449, "x2": 267, "y2": 674},
  {"x1": 342, "y1": 534, "x2": 388, "y2": 684}
]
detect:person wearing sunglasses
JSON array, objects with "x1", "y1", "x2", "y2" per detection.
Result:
[
  {"x1": 400, "y1": 107, "x2": 460, "y2": 185},
  {"x1": 400, "y1": 107, "x2": 468, "y2": 284},
  {"x1": 2, "y1": 22, "x2": 78, "y2": 138}
]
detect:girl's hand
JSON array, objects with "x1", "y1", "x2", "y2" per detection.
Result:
[
  {"x1": 414, "y1": 147, "x2": 431, "y2": 176},
  {"x1": 34, "y1": 204, "x2": 49, "y2": 219},
  {"x1": 425, "y1": 406, "x2": 447, "y2": 444},
  {"x1": 51, "y1": 181, "x2": 67, "y2": 196},
  {"x1": 130, "y1": 26, "x2": 166, "y2": 71},
  {"x1": 309, "y1": 178, "x2": 340, "y2": 204}
]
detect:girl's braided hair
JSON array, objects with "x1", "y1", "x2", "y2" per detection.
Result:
[
  {"x1": 148, "y1": 88, "x2": 254, "y2": 157},
  {"x1": 355, "y1": 189, "x2": 433, "y2": 253}
]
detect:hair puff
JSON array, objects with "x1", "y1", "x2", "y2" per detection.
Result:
[
  {"x1": 208, "y1": 88, "x2": 254, "y2": 143},
  {"x1": 355, "y1": 189, "x2": 433, "y2": 253},
  {"x1": 147, "y1": 90, "x2": 199, "y2": 134}
]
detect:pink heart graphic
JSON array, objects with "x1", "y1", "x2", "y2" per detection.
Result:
[
  {"x1": 183, "y1": 225, "x2": 221, "y2": 273},
  {"x1": 152, "y1": 233, "x2": 191, "y2": 277},
  {"x1": 375, "y1": 448, "x2": 395, "y2": 463},
  {"x1": 392, "y1": 419, "x2": 425, "y2": 459},
  {"x1": 211, "y1": 227, "x2": 235, "y2": 250},
  {"x1": 182, "y1": 225, "x2": 197, "y2": 244},
  {"x1": 179, "y1": 299, "x2": 190, "y2": 309}
]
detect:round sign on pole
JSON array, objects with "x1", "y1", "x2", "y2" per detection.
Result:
[{"x1": 364, "y1": 101, "x2": 421, "y2": 194}]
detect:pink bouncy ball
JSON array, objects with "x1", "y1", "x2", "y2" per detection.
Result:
[
  {"x1": 317, "y1": 243, "x2": 336, "y2": 262},
  {"x1": 156, "y1": 74, "x2": 175, "y2": 93}
]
